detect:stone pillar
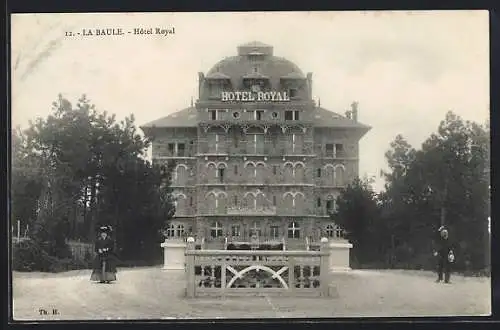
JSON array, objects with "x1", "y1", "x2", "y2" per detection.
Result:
[
  {"x1": 327, "y1": 239, "x2": 353, "y2": 272},
  {"x1": 185, "y1": 236, "x2": 196, "y2": 298},
  {"x1": 160, "y1": 238, "x2": 187, "y2": 270}
]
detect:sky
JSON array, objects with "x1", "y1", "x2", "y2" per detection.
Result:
[{"x1": 11, "y1": 11, "x2": 490, "y2": 192}]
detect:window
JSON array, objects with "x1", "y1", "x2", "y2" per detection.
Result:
[
  {"x1": 294, "y1": 110, "x2": 300, "y2": 120},
  {"x1": 166, "y1": 223, "x2": 176, "y2": 237},
  {"x1": 209, "y1": 109, "x2": 217, "y2": 120},
  {"x1": 231, "y1": 225, "x2": 241, "y2": 237},
  {"x1": 287, "y1": 222, "x2": 300, "y2": 239},
  {"x1": 289, "y1": 88, "x2": 298, "y2": 98},
  {"x1": 256, "y1": 110, "x2": 264, "y2": 120},
  {"x1": 218, "y1": 167, "x2": 225, "y2": 183},
  {"x1": 210, "y1": 221, "x2": 223, "y2": 238},
  {"x1": 317, "y1": 198, "x2": 321, "y2": 207},
  {"x1": 335, "y1": 144, "x2": 344, "y2": 156},
  {"x1": 215, "y1": 134, "x2": 220, "y2": 153},
  {"x1": 176, "y1": 224, "x2": 185, "y2": 237},
  {"x1": 168, "y1": 143, "x2": 175, "y2": 156},
  {"x1": 317, "y1": 168, "x2": 321, "y2": 177},
  {"x1": 326, "y1": 224, "x2": 335, "y2": 238},
  {"x1": 177, "y1": 143, "x2": 185, "y2": 157},
  {"x1": 250, "y1": 221, "x2": 261, "y2": 237},
  {"x1": 233, "y1": 195, "x2": 238, "y2": 206},
  {"x1": 270, "y1": 226, "x2": 280, "y2": 239},
  {"x1": 249, "y1": 134, "x2": 264, "y2": 154},
  {"x1": 234, "y1": 165, "x2": 238, "y2": 175},
  {"x1": 326, "y1": 199, "x2": 334, "y2": 213},
  {"x1": 326, "y1": 144, "x2": 334, "y2": 157},
  {"x1": 285, "y1": 111, "x2": 293, "y2": 121},
  {"x1": 273, "y1": 165, "x2": 278, "y2": 175},
  {"x1": 272, "y1": 195, "x2": 277, "y2": 206},
  {"x1": 189, "y1": 196, "x2": 193, "y2": 206}
]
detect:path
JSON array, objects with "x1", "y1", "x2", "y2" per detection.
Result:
[{"x1": 12, "y1": 267, "x2": 491, "y2": 320}]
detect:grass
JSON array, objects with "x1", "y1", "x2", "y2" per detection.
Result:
[{"x1": 12, "y1": 267, "x2": 491, "y2": 320}]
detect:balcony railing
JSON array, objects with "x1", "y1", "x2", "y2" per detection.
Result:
[
  {"x1": 226, "y1": 206, "x2": 277, "y2": 216},
  {"x1": 154, "y1": 148, "x2": 196, "y2": 158}
]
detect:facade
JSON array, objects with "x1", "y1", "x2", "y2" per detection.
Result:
[{"x1": 141, "y1": 41, "x2": 371, "y2": 249}]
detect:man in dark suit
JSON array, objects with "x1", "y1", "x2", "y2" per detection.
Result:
[{"x1": 433, "y1": 226, "x2": 454, "y2": 284}]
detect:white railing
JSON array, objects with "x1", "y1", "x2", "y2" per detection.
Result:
[{"x1": 185, "y1": 240, "x2": 331, "y2": 297}]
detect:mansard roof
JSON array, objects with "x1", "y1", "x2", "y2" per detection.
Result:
[
  {"x1": 140, "y1": 106, "x2": 197, "y2": 130},
  {"x1": 205, "y1": 71, "x2": 231, "y2": 80},
  {"x1": 140, "y1": 105, "x2": 371, "y2": 132},
  {"x1": 313, "y1": 107, "x2": 371, "y2": 131}
]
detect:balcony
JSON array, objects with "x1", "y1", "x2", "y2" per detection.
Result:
[
  {"x1": 154, "y1": 146, "x2": 196, "y2": 159},
  {"x1": 174, "y1": 206, "x2": 197, "y2": 217},
  {"x1": 226, "y1": 206, "x2": 277, "y2": 216}
]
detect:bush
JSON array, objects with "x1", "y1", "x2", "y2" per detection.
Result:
[
  {"x1": 12, "y1": 239, "x2": 53, "y2": 272},
  {"x1": 12, "y1": 239, "x2": 92, "y2": 272}
]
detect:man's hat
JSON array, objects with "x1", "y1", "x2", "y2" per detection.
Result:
[{"x1": 438, "y1": 226, "x2": 446, "y2": 232}]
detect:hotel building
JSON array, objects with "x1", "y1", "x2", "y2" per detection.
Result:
[{"x1": 141, "y1": 41, "x2": 371, "y2": 249}]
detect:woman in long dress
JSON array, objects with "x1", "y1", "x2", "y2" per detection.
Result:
[{"x1": 90, "y1": 226, "x2": 118, "y2": 283}]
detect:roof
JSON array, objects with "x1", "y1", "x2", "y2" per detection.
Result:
[
  {"x1": 313, "y1": 107, "x2": 371, "y2": 130},
  {"x1": 206, "y1": 55, "x2": 305, "y2": 90},
  {"x1": 281, "y1": 71, "x2": 306, "y2": 79},
  {"x1": 206, "y1": 71, "x2": 231, "y2": 80},
  {"x1": 238, "y1": 41, "x2": 272, "y2": 48},
  {"x1": 140, "y1": 106, "x2": 371, "y2": 131},
  {"x1": 140, "y1": 106, "x2": 197, "y2": 129},
  {"x1": 242, "y1": 71, "x2": 270, "y2": 79}
]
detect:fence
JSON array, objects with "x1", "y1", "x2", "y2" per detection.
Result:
[
  {"x1": 185, "y1": 240, "x2": 331, "y2": 297},
  {"x1": 66, "y1": 240, "x2": 95, "y2": 260}
]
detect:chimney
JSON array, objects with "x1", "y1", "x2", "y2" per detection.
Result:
[
  {"x1": 307, "y1": 72, "x2": 313, "y2": 98},
  {"x1": 351, "y1": 101, "x2": 358, "y2": 122},
  {"x1": 198, "y1": 72, "x2": 205, "y2": 99}
]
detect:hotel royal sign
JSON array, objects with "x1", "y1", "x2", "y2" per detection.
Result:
[{"x1": 221, "y1": 85, "x2": 291, "y2": 102}]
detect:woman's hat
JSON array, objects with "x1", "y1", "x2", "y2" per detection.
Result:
[{"x1": 98, "y1": 225, "x2": 113, "y2": 233}]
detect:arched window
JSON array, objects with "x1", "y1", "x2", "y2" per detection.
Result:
[
  {"x1": 174, "y1": 194, "x2": 187, "y2": 216},
  {"x1": 244, "y1": 193, "x2": 256, "y2": 209},
  {"x1": 324, "y1": 164, "x2": 335, "y2": 186},
  {"x1": 295, "y1": 163, "x2": 305, "y2": 183},
  {"x1": 256, "y1": 163, "x2": 266, "y2": 183},
  {"x1": 283, "y1": 193, "x2": 294, "y2": 210},
  {"x1": 210, "y1": 221, "x2": 223, "y2": 238},
  {"x1": 287, "y1": 221, "x2": 301, "y2": 239},
  {"x1": 335, "y1": 165, "x2": 345, "y2": 187},
  {"x1": 216, "y1": 193, "x2": 227, "y2": 214},
  {"x1": 246, "y1": 163, "x2": 256, "y2": 181},
  {"x1": 175, "y1": 165, "x2": 188, "y2": 185},
  {"x1": 206, "y1": 193, "x2": 216, "y2": 214},
  {"x1": 256, "y1": 192, "x2": 266, "y2": 209},
  {"x1": 294, "y1": 193, "x2": 305, "y2": 213},
  {"x1": 284, "y1": 163, "x2": 294, "y2": 182},
  {"x1": 207, "y1": 163, "x2": 217, "y2": 182},
  {"x1": 326, "y1": 195, "x2": 335, "y2": 214},
  {"x1": 217, "y1": 163, "x2": 226, "y2": 183}
]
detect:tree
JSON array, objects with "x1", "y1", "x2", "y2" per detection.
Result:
[
  {"x1": 333, "y1": 177, "x2": 382, "y2": 267},
  {"x1": 377, "y1": 111, "x2": 490, "y2": 272},
  {"x1": 16, "y1": 94, "x2": 176, "y2": 264}
]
